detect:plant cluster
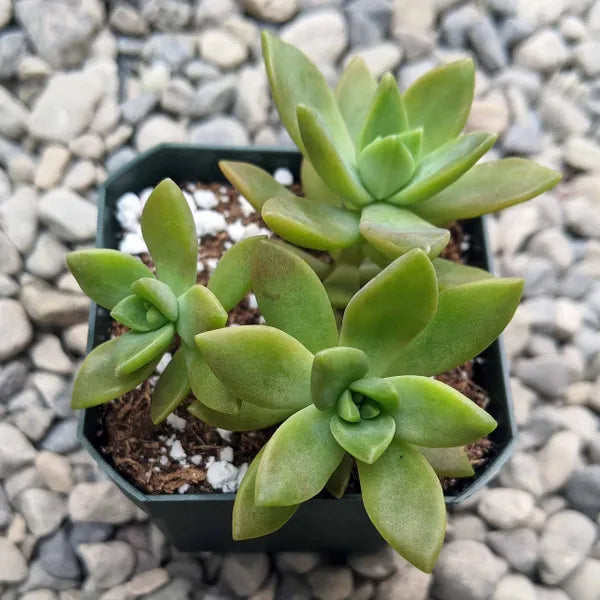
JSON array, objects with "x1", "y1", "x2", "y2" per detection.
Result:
[{"x1": 67, "y1": 31, "x2": 561, "y2": 572}]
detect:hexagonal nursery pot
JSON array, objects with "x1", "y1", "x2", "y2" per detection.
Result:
[{"x1": 78, "y1": 144, "x2": 517, "y2": 553}]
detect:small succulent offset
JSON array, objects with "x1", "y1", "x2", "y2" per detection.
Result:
[
  {"x1": 194, "y1": 241, "x2": 524, "y2": 572},
  {"x1": 67, "y1": 179, "x2": 251, "y2": 425},
  {"x1": 221, "y1": 32, "x2": 560, "y2": 304}
]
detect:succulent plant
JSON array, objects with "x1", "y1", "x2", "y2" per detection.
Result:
[
  {"x1": 194, "y1": 241, "x2": 523, "y2": 571},
  {"x1": 220, "y1": 32, "x2": 560, "y2": 305},
  {"x1": 67, "y1": 179, "x2": 293, "y2": 427}
]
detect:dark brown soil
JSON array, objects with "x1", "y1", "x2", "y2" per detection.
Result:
[{"x1": 100, "y1": 182, "x2": 492, "y2": 496}]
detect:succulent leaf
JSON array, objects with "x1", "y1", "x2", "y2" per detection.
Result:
[
  {"x1": 208, "y1": 235, "x2": 267, "y2": 311},
  {"x1": 131, "y1": 278, "x2": 178, "y2": 322},
  {"x1": 296, "y1": 104, "x2": 372, "y2": 207},
  {"x1": 146, "y1": 306, "x2": 168, "y2": 329},
  {"x1": 417, "y1": 446, "x2": 475, "y2": 478},
  {"x1": 110, "y1": 294, "x2": 165, "y2": 332},
  {"x1": 360, "y1": 400, "x2": 381, "y2": 420},
  {"x1": 360, "y1": 204, "x2": 451, "y2": 260},
  {"x1": 359, "y1": 72, "x2": 408, "y2": 151},
  {"x1": 141, "y1": 178, "x2": 197, "y2": 297},
  {"x1": 325, "y1": 453, "x2": 354, "y2": 498},
  {"x1": 387, "y1": 133, "x2": 497, "y2": 206},
  {"x1": 386, "y1": 278, "x2": 524, "y2": 377},
  {"x1": 403, "y1": 58, "x2": 475, "y2": 155},
  {"x1": 252, "y1": 241, "x2": 338, "y2": 354},
  {"x1": 335, "y1": 57, "x2": 377, "y2": 147},
  {"x1": 262, "y1": 31, "x2": 354, "y2": 161},
  {"x1": 66, "y1": 249, "x2": 154, "y2": 310},
  {"x1": 255, "y1": 405, "x2": 345, "y2": 506},
  {"x1": 330, "y1": 414, "x2": 395, "y2": 464},
  {"x1": 413, "y1": 158, "x2": 563, "y2": 225},
  {"x1": 262, "y1": 195, "x2": 361, "y2": 251},
  {"x1": 339, "y1": 249, "x2": 438, "y2": 376},
  {"x1": 301, "y1": 158, "x2": 345, "y2": 207},
  {"x1": 359, "y1": 258, "x2": 382, "y2": 286},
  {"x1": 150, "y1": 348, "x2": 190, "y2": 425},
  {"x1": 336, "y1": 389, "x2": 361, "y2": 423},
  {"x1": 72, "y1": 338, "x2": 161, "y2": 409},
  {"x1": 268, "y1": 239, "x2": 333, "y2": 280},
  {"x1": 311, "y1": 346, "x2": 370, "y2": 411},
  {"x1": 433, "y1": 258, "x2": 493, "y2": 291},
  {"x1": 219, "y1": 161, "x2": 295, "y2": 211},
  {"x1": 233, "y1": 448, "x2": 299, "y2": 540},
  {"x1": 348, "y1": 377, "x2": 399, "y2": 412},
  {"x1": 114, "y1": 323, "x2": 175, "y2": 376},
  {"x1": 176, "y1": 285, "x2": 228, "y2": 347},
  {"x1": 188, "y1": 398, "x2": 294, "y2": 432},
  {"x1": 358, "y1": 135, "x2": 416, "y2": 200},
  {"x1": 323, "y1": 263, "x2": 361, "y2": 309},
  {"x1": 397, "y1": 128, "x2": 424, "y2": 163},
  {"x1": 358, "y1": 438, "x2": 446, "y2": 573},
  {"x1": 387, "y1": 376, "x2": 497, "y2": 447},
  {"x1": 183, "y1": 344, "x2": 242, "y2": 414},
  {"x1": 195, "y1": 325, "x2": 313, "y2": 412}
]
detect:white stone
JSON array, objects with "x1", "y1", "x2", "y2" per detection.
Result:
[
  {"x1": 344, "y1": 42, "x2": 403, "y2": 80},
  {"x1": 493, "y1": 574, "x2": 537, "y2": 600},
  {"x1": 273, "y1": 167, "x2": 293, "y2": 186},
  {"x1": 281, "y1": 9, "x2": 348, "y2": 64},
  {"x1": 0, "y1": 187, "x2": 37, "y2": 253},
  {"x1": 244, "y1": 0, "x2": 297, "y2": 22},
  {"x1": 573, "y1": 41, "x2": 600, "y2": 76},
  {"x1": 220, "y1": 447, "x2": 234, "y2": 462},
  {"x1": 0, "y1": 537, "x2": 28, "y2": 583},
  {"x1": 564, "y1": 137, "x2": 600, "y2": 172},
  {"x1": 169, "y1": 440, "x2": 186, "y2": 461},
  {"x1": 135, "y1": 115, "x2": 187, "y2": 152},
  {"x1": 515, "y1": 29, "x2": 568, "y2": 72},
  {"x1": 126, "y1": 568, "x2": 169, "y2": 596},
  {"x1": 206, "y1": 460, "x2": 240, "y2": 492},
  {"x1": 19, "y1": 488, "x2": 67, "y2": 536},
  {"x1": 0, "y1": 300, "x2": 32, "y2": 362},
  {"x1": 38, "y1": 188, "x2": 97, "y2": 242},
  {"x1": 193, "y1": 189, "x2": 218, "y2": 209},
  {"x1": 69, "y1": 133, "x2": 105, "y2": 160},
  {"x1": 31, "y1": 334, "x2": 72, "y2": 374},
  {"x1": 194, "y1": 210, "x2": 227, "y2": 237},
  {"x1": 234, "y1": 64, "x2": 269, "y2": 132},
  {"x1": 516, "y1": 0, "x2": 566, "y2": 27},
  {"x1": 119, "y1": 233, "x2": 147, "y2": 255},
  {"x1": 166, "y1": 413, "x2": 186, "y2": 432},
  {"x1": 477, "y1": 488, "x2": 534, "y2": 529},
  {"x1": 63, "y1": 160, "x2": 97, "y2": 191},
  {"x1": 35, "y1": 451, "x2": 72, "y2": 493},
  {"x1": 79, "y1": 542, "x2": 136, "y2": 589},
  {"x1": 29, "y1": 70, "x2": 105, "y2": 143},
  {"x1": 537, "y1": 430, "x2": 581, "y2": 494},
  {"x1": 199, "y1": 28, "x2": 248, "y2": 69},
  {"x1": 34, "y1": 145, "x2": 71, "y2": 190},
  {"x1": 68, "y1": 481, "x2": 137, "y2": 524},
  {"x1": 0, "y1": 85, "x2": 29, "y2": 139}
]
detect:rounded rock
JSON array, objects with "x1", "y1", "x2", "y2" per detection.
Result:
[
  {"x1": 0, "y1": 299, "x2": 32, "y2": 361},
  {"x1": 477, "y1": 488, "x2": 534, "y2": 529}
]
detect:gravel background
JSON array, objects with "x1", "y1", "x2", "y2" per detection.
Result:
[{"x1": 0, "y1": 0, "x2": 600, "y2": 599}]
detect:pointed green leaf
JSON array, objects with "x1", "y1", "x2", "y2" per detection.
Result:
[
  {"x1": 326, "y1": 453, "x2": 353, "y2": 499},
  {"x1": 311, "y1": 346, "x2": 370, "y2": 411},
  {"x1": 323, "y1": 262, "x2": 360, "y2": 309},
  {"x1": 141, "y1": 178, "x2": 197, "y2": 297},
  {"x1": 360, "y1": 205, "x2": 450, "y2": 260},
  {"x1": 256, "y1": 405, "x2": 345, "y2": 506},
  {"x1": 359, "y1": 258, "x2": 381, "y2": 286},
  {"x1": 360, "y1": 400, "x2": 381, "y2": 420},
  {"x1": 417, "y1": 446, "x2": 474, "y2": 478},
  {"x1": 208, "y1": 235, "x2": 266, "y2": 311},
  {"x1": 398, "y1": 128, "x2": 424, "y2": 163},
  {"x1": 335, "y1": 57, "x2": 377, "y2": 146},
  {"x1": 358, "y1": 439, "x2": 446, "y2": 573},
  {"x1": 359, "y1": 73, "x2": 408, "y2": 151},
  {"x1": 219, "y1": 161, "x2": 295, "y2": 211},
  {"x1": 66, "y1": 249, "x2": 154, "y2": 310},
  {"x1": 184, "y1": 344, "x2": 242, "y2": 414},
  {"x1": 337, "y1": 389, "x2": 361, "y2": 423},
  {"x1": 301, "y1": 158, "x2": 344, "y2": 207},
  {"x1": 131, "y1": 278, "x2": 178, "y2": 321},
  {"x1": 349, "y1": 377, "x2": 399, "y2": 413},
  {"x1": 176, "y1": 285, "x2": 227, "y2": 347},
  {"x1": 387, "y1": 376, "x2": 497, "y2": 447},
  {"x1": 252, "y1": 241, "x2": 338, "y2": 354},
  {"x1": 413, "y1": 157, "x2": 563, "y2": 225},
  {"x1": 262, "y1": 31, "x2": 354, "y2": 162},
  {"x1": 233, "y1": 448, "x2": 299, "y2": 540},
  {"x1": 358, "y1": 135, "x2": 416, "y2": 200},
  {"x1": 339, "y1": 249, "x2": 438, "y2": 376},
  {"x1": 433, "y1": 258, "x2": 493, "y2": 291},
  {"x1": 151, "y1": 348, "x2": 190, "y2": 425},
  {"x1": 195, "y1": 326, "x2": 313, "y2": 411},
  {"x1": 146, "y1": 306, "x2": 166, "y2": 328},
  {"x1": 72, "y1": 338, "x2": 161, "y2": 409},
  {"x1": 387, "y1": 133, "x2": 497, "y2": 206},
  {"x1": 268, "y1": 238, "x2": 333, "y2": 280},
  {"x1": 296, "y1": 104, "x2": 373, "y2": 207},
  {"x1": 114, "y1": 323, "x2": 174, "y2": 376},
  {"x1": 110, "y1": 295, "x2": 165, "y2": 332},
  {"x1": 404, "y1": 58, "x2": 475, "y2": 155},
  {"x1": 330, "y1": 414, "x2": 395, "y2": 464},
  {"x1": 386, "y1": 278, "x2": 524, "y2": 377},
  {"x1": 188, "y1": 399, "x2": 293, "y2": 431},
  {"x1": 262, "y1": 195, "x2": 361, "y2": 251}
]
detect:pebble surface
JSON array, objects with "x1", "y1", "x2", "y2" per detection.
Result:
[{"x1": 0, "y1": 0, "x2": 599, "y2": 598}]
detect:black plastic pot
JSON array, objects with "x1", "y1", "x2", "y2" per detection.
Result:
[{"x1": 79, "y1": 144, "x2": 517, "y2": 553}]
